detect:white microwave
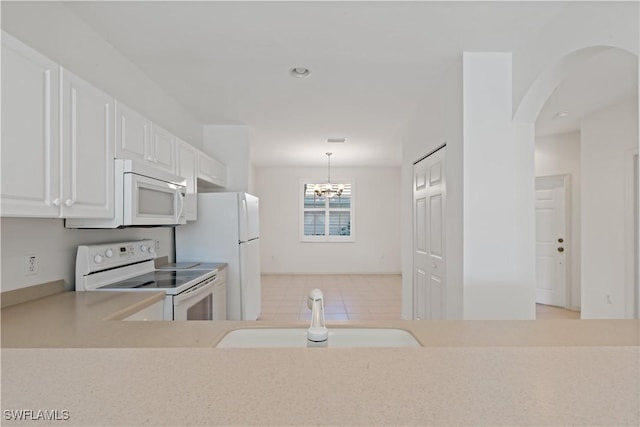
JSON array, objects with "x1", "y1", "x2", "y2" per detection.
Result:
[{"x1": 66, "y1": 159, "x2": 187, "y2": 228}]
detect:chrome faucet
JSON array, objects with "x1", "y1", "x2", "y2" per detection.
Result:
[{"x1": 307, "y1": 288, "x2": 328, "y2": 343}]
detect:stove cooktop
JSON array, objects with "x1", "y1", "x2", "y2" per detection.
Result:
[
  {"x1": 156, "y1": 262, "x2": 201, "y2": 269},
  {"x1": 156, "y1": 262, "x2": 225, "y2": 271},
  {"x1": 99, "y1": 269, "x2": 216, "y2": 294}
]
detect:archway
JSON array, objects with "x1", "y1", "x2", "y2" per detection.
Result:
[{"x1": 514, "y1": 45, "x2": 639, "y2": 319}]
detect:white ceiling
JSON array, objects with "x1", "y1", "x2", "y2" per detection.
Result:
[{"x1": 64, "y1": 1, "x2": 637, "y2": 167}]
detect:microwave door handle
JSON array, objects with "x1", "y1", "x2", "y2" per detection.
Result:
[
  {"x1": 176, "y1": 189, "x2": 185, "y2": 221},
  {"x1": 174, "y1": 280, "x2": 214, "y2": 306}
]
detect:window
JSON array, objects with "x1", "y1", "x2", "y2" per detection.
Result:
[{"x1": 301, "y1": 181, "x2": 354, "y2": 242}]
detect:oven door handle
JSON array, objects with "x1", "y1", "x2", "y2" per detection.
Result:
[{"x1": 174, "y1": 279, "x2": 215, "y2": 306}]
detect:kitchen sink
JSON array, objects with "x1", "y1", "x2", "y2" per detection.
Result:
[{"x1": 215, "y1": 327, "x2": 421, "y2": 348}]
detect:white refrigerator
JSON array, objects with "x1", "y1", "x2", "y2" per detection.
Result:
[{"x1": 175, "y1": 192, "x2": 261, "y2": 320}]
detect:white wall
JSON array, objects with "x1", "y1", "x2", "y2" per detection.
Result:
[
  {"x1": 1, "y1": 1, "x2": 203, "y2": 147},
  {"x1": 535, "y1": 132, "x2": 582, "y2": 310},
  {"x1": 254, "y1": 166, "x2": 401, "y2": 274},
  {"x1": 0, "y1": 2, "x2": 203, "y2": 293},
  {"x1": 0, "y1": 218, "x2": 174, "y2": 292},
  {"x1": 581, "y1": 98, "x2": 639, "y2": 318},
  {"x1": 462, "y1": 52, "x2": 536, "y2": 320},
  {"x1": 203, "y1": 125, "x2": 250, "y2": 193}
]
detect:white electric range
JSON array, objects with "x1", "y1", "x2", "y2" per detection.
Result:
[{"x1": 75, "y1": 239, "x2": 223, "y2": 320}]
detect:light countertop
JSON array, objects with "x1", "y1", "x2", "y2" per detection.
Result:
[{"x1": 1, "y1": 289, "x2": 639, "y2": 426}]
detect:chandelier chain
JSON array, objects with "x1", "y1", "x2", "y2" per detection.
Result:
[{"x1": 313, "y1": 152, "x2": 343, "y2": 198}]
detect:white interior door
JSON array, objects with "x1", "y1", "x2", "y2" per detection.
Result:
[
  {"x1": 535, "y1": 175, "x2": 568, "y2": 307},
  {"x1": 413, "y1": 146, "x2": 446, "y2": 320}
]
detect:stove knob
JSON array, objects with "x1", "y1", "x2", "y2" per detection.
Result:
[
  {"x1": 148, "y1": 246, "x2": 155, "y2": 254},
  {"x1": 94, "y1": 254, "x2": 103, "y2": 264},
  {"x1": 140, "y1": 245, "x2": 148, "y2": 253},
  {"x1": 105, "y1": 249, "x2": 114, "y2": 258}
]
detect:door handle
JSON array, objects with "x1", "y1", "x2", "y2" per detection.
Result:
[
  {"x1": 176, "y1": 190, "x2": 185, "y2": 220},
  {"x1": 557, "y1": 247, "x2": 564, "y2": 253}
]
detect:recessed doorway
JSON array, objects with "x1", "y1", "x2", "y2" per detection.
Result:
[{"x1": 534, "y1": 175, "x2": 570, "y2": 309}]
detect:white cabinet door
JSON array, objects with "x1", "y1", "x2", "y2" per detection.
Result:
[
  {"x1": 1, "y1": 32, "x2": 60, "y2": 217},
  {"x1": 116, "y1": 102, "x2": 178, "y2": 176},
  {"x1": 60, "y1": 68, "x2": 114, "y2": 218},
  {"x1": 115, "y1": 101, "x2": 150, "y2": 163},
  {"x1": 176, "y1": 139, "x2": 197, "y2": 221},
  {"x1": 150, "y1": 124, "x2": 176, "y2": 174},
  {"x1": 197, "y1": 151, "x2": 227, "y2": 188}
]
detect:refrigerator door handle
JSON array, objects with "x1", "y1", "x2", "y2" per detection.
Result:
[{"x1": 239, "y1": 197, "x2": 248, "y2": 242}]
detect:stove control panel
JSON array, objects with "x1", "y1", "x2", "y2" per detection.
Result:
[{"x1": 76, "y1": 239, "x2": 157, "y2": 274}]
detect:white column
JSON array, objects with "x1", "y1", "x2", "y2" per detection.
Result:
[{"x1": 462, "y1": 52, "x2": 536, "y2": 319}]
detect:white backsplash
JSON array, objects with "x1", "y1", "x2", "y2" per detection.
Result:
[{"x1": 0, "y1": 217, "x2": 174, "y2": 292}]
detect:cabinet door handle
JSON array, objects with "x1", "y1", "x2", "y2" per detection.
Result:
[
  {"x1": 52, "y1": 198, "x2": 61, "y2": 207},
  {"x1": 65, "y1": 199, "x2": 75, "y2": 207}
]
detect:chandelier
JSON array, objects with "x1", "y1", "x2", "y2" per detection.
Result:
[{"x1": 314, "y1": 152, "x2": 344, "y2": 198}]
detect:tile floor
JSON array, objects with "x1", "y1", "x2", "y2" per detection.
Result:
[
  {"x1": 535, "y1": 303, "x2": 581, "y2": 319},
  {"x1": 259, "y1": 274, "x2": 581, "y2": 321},
  {"x1": 260, "y1": 274, "x2": 401, "y2": 321}
]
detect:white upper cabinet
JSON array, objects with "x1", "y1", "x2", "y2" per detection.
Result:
[
  {"x1": 116, "y1": 102, "x2": 177, "y2": 175},
  {"x1": 176, "y1": 139, "x2": 198, "y2": 221},
  {"x1": 149, "y1": 123, "x2": 177, "y2": 174},
  {"x1": 115, "y1": 101, "x2": 150, "y2": 163},
  {"x1": 1, "y1": 32, "x2": 60, "y2": 217},
  {"x1": 59, "y1": 68, "x2": 114, "y2": 218},
  {"x1": 1, "y1": 35, "x2": 113, "y2": 219},
  {"x1": 1, "y1": 34, "x2": 210, "y2": 220},
  {"x1": 198, "y1": 151, "x2": 227, "y2": 189}
]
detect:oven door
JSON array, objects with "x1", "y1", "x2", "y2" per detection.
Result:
[
  {"x1": 173, "y1": 279, "x2": 214, "y2": 321},
  {"x1": 123, "y1": 172, "x2": 186, "y2": 226}
]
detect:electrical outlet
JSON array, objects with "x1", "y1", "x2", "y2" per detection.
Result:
[{"x1": 24, "y1": 254, "x2": 39, "y2": 276}]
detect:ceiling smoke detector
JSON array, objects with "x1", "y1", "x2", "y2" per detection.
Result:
[{"x1": 290, "y1": 67, "x2": 310, "y2": 78}]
